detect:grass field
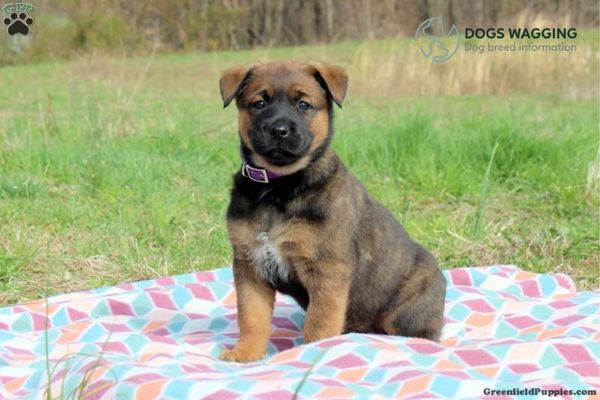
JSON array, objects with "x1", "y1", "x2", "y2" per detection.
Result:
[{"x1": 0, "y1": 37, "x2": 598, "y2": 305}]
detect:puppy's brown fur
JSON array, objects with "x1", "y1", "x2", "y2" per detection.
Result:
[{"x1": 219, "y1": 62, "x2": 446, "y2": 363}]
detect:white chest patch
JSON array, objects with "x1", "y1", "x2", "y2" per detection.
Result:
[{"x1": 248, "y1": 232, "x2": 290, "y2": 284}]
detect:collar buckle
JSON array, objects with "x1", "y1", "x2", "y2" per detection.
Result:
[{"x1": 241, "y1": 162, "x2": 270, "y2": 183}]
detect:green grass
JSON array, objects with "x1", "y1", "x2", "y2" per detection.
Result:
[{"x1": 0, "y1": 39, "x2": 598, "y2": 304}]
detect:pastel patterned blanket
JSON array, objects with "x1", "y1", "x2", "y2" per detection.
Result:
[{"x1": 0, "y1": 265, "x2": 598, "y2": 399}]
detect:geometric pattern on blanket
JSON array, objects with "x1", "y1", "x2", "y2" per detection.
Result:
[{"x1": 0, "y1": 265, "x2": 598, "y2": 399}]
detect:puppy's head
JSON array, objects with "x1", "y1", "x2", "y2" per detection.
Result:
[{"x1": 220, "y1": 62, "x2": 348, "y2": 174}]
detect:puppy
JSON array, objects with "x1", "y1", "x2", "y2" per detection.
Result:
[{"x1": 218, "y1": 62, "x2": 446, "y2": 362}]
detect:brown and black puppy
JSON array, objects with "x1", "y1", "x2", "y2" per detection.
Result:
[{"x1": 219, "y1": 61, "x2": 446, "y2": 362}]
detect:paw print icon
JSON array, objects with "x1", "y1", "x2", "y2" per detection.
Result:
[{"x1": 4, "y1": 12, "x2": 33, "y2": 36}]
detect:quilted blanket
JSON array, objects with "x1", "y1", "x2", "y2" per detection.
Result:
[{"x1": 0, "y1": 265, "x2": 598, "y2": 399}]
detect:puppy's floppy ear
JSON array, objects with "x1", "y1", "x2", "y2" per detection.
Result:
[
  {"x1": 309, "y1": 63, "x2": 349, "y2": 108},
  {"x1": 219, "y1": 65, "x2": 255, "y2": 108}
]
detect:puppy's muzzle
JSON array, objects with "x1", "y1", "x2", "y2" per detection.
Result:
[{"x1": 252, "y1": 117, "x2": 310, "y2": 165}]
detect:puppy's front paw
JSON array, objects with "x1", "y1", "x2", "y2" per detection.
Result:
[{"x1": 219, "y1": 347, "x2": 265, "y2": 363}]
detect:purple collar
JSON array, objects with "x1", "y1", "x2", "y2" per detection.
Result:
[{"x1": 241, "y1": 161, "x2": 286, "y2": 183}]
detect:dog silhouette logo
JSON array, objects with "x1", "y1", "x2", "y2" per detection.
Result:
[{"x1": 414, "y1": 17, "x2": 460, "y2": 63}]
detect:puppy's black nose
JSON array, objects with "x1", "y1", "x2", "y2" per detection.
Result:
[{"x1": 269, "y1": 120, "x2": 293, "y2": 138}]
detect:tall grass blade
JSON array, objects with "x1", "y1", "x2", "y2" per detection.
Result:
[
  {"x1": 292, "y1": 347, "x2": 329, "y2": 400},
  {"x1": 473, "y1": 141, "x2": 499, "y2": 237}
]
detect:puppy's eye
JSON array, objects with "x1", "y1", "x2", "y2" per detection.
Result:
[
  {"x1": 253, "y1": 100, "x2": 266, "y2": 110},
  {"x1": 297, "y1": 101, "x2": 311, "y2": 111}
]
